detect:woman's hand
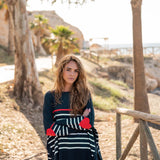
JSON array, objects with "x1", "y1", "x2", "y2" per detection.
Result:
[{"x1": 83, "y1": 108, "x2": 91, "y2": 117}]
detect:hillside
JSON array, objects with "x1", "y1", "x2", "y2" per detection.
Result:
[
  {"x1": 0, "y1": 9, "x2": 84, "y2": 49},
  {"x1": 1, "y1": 52, "x2": 160, "y2": 159}
]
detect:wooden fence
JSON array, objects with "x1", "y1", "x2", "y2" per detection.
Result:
[
  {"x1": 80, "y1": 50, "x2": 99, "y2": 64},
  {"x1": 115, "y1": 108, "x2": 160, "y2": 160}
]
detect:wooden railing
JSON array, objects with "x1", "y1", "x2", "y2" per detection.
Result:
[
  {"x1": 80, "y1": 50, "x2": 99, "y2": 63},
  {"x1": 115, "y1": 108, "x2": 160, "y2": 160}
]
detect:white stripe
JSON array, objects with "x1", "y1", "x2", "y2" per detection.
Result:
[
  {"x1": 59, "y1": 137, "x2": 94, "y2": 142},
  {"x1": 54, "y1": 150, "x2": 58, "y2": 156},
  {"x1": 53, "y1": 124, "x2": 57, "y2": 131},
  {"x1": 77, "y1": 117, "x2": 82, "y2": 130},
  {"x1": 77, "y1": 117, "x2": 80, "y2": 127},
  {"x1": 77, "y1": 117, "x2": 80, "y2": 124},
  {"x1": 74, "y1": 118, "x2": 78, "y2": 129},
  {"x1": 90, "y1": 143, "x2": 96, "y2": 148},
  {"x1": 69, "y1": 133, "x2": 88, "y2": 136},
  {"x1": 48, "y1": 137, "x2": 56, "y2": 144},
  {"x1": 52, "y1": 145, "x2": 58, "y2": 153},
  {"x1": 66, "y1": 118, "x2": 68, "y2": 125},
  {"x1": 88, "y1": 132, "x2": 94, "y2": 137},
  {"x1": 59, "y1": 128, "x2": 61, "y2": 136},
  {"x1": 62, "y1": 126, "x2": 65, "y2": 136},
  {"x1": 54, "y1": 114, "x2": 73, "y2": 118},
  {"x1": 66, "y1": 127, "x2": 68, "y2": 135},
  {"x1": 59, "y1": 147, "x2": 90, "y2": 150},
  {"x1": 56, "y1": 118, "x2": 65, "y2": 121},
  {"x1": 47, "y1": 136, "x2": 52, "y2": 140},
  {"x1": 70, "y1": 118, "x2": 74, "y2": 128},
  {"x1": 91, "y1": 149, "x2": 95, "y2": 153},
  {"x1": 59, "y1": 142, "x2": 90, "y2": 145},
  {"x1": 56, "y1": 125, "x2": 61, "y2": 134},
  {"x1": 79, "y1": 117, "x2": 83, "y2": 130},
  {"x1": 50, "y1": 140, "x2": 58, "y2": 148}
]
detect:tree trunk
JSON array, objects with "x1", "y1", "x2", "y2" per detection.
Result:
[
  {"x1": 55, "y1": 41, "x2": 64, "y2": 66},
  {"x1": 131, "y1": 0, "x2": 150, "y2": 113},
  {"x1": 6, "y1": 0, "x2": 43, "y2": 108},
  {"x1": 7, "y1": 5, "x2": 15, "y2": 55},
  {"x1": 36, "y1": 32, "x2": 47, "y2": 56}
]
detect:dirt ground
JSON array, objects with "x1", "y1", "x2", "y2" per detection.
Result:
[
  {"x1": 1, "y1": 57, "x2": 160, "y2": 160},
  {"x1": 0, "y1": 81, "x2": 160, "y2": 160}
]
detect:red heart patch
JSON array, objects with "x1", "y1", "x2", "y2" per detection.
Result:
[
  {"x1": 79, "y1": 117, "x2": 92, "y2": 129},
  {"x1": 46, "y1": 128, "x2": 56, "y2": 136}
]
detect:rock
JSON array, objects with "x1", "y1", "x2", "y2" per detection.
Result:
[
  {"x1": 145, "y1": 62, "x2": 160, "y2": 87},
  {"x1": 145, "y1": 77, "x2": 158, "y2": 92},
  {"x1": 107, "y1": 64, "x2": 133, "y2": 87}
]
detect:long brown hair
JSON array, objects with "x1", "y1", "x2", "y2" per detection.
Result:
[{"x1": 53, "y1": 54, "x2": 90, "y2": 115}]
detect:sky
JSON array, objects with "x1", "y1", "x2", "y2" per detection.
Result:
[{"x1": 27, "y1": 0, "x2": 160, "y2": 45}]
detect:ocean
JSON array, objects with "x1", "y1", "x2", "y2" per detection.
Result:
[{"x1": 108, "y1": 43, "x2": 160, "y2": 49}]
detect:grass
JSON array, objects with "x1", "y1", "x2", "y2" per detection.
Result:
[
  {"x1": 89, "y1": 79, "x2": 123, "y2": 99},
  {"x1": 110, "y1": 79, "x2": 129, "y2": 89},
  {"x1": 88, "y1": 77, "x2": 128, "y2": 111}
]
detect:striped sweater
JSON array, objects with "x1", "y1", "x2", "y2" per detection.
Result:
[{"x1": 43, "y1": 91, "x2": 102, "y2": 160}]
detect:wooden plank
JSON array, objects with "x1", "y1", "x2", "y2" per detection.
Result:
[
  {"x1": 119, "y1": 125, "x2": 139, "y2": 160},
  {"x1": 139, "y1": 121, "x2": 148, "y2": 160},
  {"x1": 115, "y1": 108, "x2": 160, "y2": 125},
  {"x1": 140, "y1": 120, "x2": 160, "y2": 160},
  {"x1": 116, "y1": 113, "x2": 121, "y2": 160}
]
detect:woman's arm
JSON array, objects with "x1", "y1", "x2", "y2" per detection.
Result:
[
  {"x1": 56, "y1": 97, "x2": 95, "y2": 130},
  {"x1": 43, "y1": 91, "x2": 55, "y2": 134},
  {"x1": 84, "y1": 97, "x2": 95, "y2": 127}
]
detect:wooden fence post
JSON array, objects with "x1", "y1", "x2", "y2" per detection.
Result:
[
  {"x1": 116, "y1": 113, "x2": 121, "y2": 160},
  {"x1": 139, "y1": 120, "x2": 148, "y2": 160},
  {"x1": 119, "y1": 125, "x2": 139, "y2": 160},
  {"x1": 140, "y1": 120, "x2": 160, "y2": 160}
]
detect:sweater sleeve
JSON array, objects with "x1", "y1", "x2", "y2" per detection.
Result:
[
  {"x1": 43, "y1": 91, "x2": 55, "y2": 134},
  {"x1": 56, "y1": 97, "x2": 95, "y2": 130},
  {"x1": 85, "y1": 97, "x2": 95, "y2": 127}
]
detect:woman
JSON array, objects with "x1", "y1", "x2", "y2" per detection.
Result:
[{"x1": 43, "y1": 54, "x2": 102, "y2": 160}]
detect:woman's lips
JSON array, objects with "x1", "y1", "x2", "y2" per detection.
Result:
[{"x1": 68, "y1": 77, "x2": 74, "y2": 81}]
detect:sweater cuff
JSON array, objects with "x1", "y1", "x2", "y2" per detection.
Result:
[
  {"x1": 46, "y1": 128, "x2": 56, "y2": 136},
  {"x1": 46, "y1": 123, "x2": 56, "y2": 136},
  {"x1": 79, "y1": 117, "x2": 92, "y2": 129}
]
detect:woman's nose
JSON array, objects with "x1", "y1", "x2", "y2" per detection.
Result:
[{"x1": 71, "y1": 71, "x2": 74, "y2": 75}]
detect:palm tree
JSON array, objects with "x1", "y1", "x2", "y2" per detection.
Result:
[
  {"x1": 30, "y1": 14, "x2": 49, "y2": 55},
  {"x1": 50, "y1": 25, "x2": 79, "y2": 66},
  {"x1": 131, "y1": 0, "x2": 149, "y2": 157},
  {"x1": 131, "y1": 1, "x2": 150, "y2": 158},
  {"x1": 131, "y1": 0, "x2": 150, "y2": 113},
  {"x1": 0, "y1": 0, "x2": 5, "y2": 9}
]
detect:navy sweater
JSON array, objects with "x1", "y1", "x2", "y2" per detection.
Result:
[{"x1": 43, "y1": 91, "x2": 102, "y2": 160}]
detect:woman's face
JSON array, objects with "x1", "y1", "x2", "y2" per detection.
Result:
[{"x1": 63, "y1": 61, "x2": 79, "y2": 86}]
